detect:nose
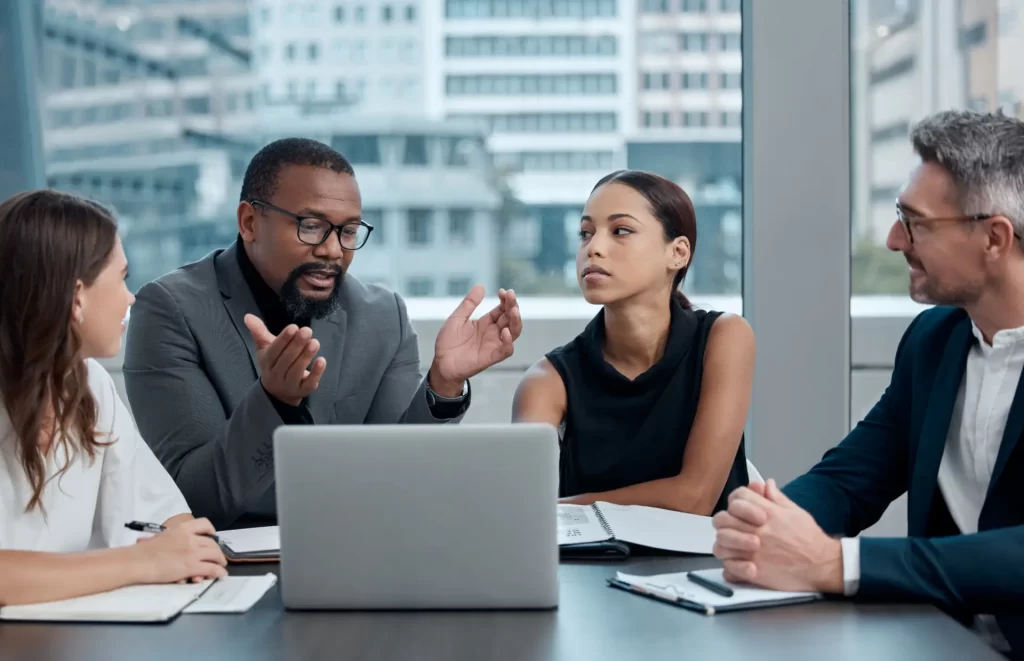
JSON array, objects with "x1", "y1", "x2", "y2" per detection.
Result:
[
  {"x1": 313, "y1": 229, "x2": 345, "y2": 261},
  {"x1": 127, "y1": 290, "x2": 136, "y2": 307},
  {"x1": 587, "y1": 229, "x2": 608, "y2": 258},
  {"x1": 886, "y1": 220, "x2": 909, "y2": 253}
]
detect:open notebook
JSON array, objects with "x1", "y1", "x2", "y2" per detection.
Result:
[
  {"x1": 610, "y1": 568, "x2": 822, "y2": 615},
  {"x1": 217, "y1": 526, "x2": 280, "y2": 562},
  {"x1": 0, "y1": 575, "x2": 278, "y2": 622},
  {"x1": 558, "y1": 502, "x2": 715, "y2": 558}
]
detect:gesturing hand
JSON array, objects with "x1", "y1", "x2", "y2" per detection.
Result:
[
  {"x1": 429, "y1": 286, "x2": 523, "y2": 393},
  {"x1": 244, "y1": 314, "x2": 327, "y2": 406},
  {"x1": 712, "y1": 479, "x2": 844, "y2": 594}
]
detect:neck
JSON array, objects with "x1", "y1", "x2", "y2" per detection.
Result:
[
  {"x1": 965, "y1": 265, "x2": 1024, "y2": 343},
  {"x1": 601, "y1": 294, "x2": 673, "y2": 371}
]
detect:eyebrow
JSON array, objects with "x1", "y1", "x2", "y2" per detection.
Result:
[
  {"x1": 580, "y1": 213, "x2": 642, "y2": 223},
  {"x1": 896, "y1": 200, "x2": 925, "y2": 217},
  {"x1": 296, "y1": 208, "x2": 362, "y2": 223}
]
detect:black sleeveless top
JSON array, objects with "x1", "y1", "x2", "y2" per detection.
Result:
[{"x1": 546, "y1": 302, "x2": 748, "y2": 514}]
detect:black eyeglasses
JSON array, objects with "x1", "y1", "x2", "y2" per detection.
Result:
[
  {"x1": 895, "y1": 199, "x2": 1014, "y2": 244},
  {"x1": 249, "y1": 199, "x2": 374, "y2": 250}
]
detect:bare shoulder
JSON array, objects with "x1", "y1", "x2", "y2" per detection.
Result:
[
  {"x1": 512, "y1": 358, "x2": 567, "y2": 423},
  {"x1": 706, "y1": 312, "x2": 755, "y2": 360}
]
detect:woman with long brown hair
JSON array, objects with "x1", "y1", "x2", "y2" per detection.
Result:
[{"x1": 0, "y1": 190, "x2": 226, "y2": 606}]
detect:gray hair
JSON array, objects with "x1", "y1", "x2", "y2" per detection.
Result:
[{"x1": 911, "y1": 109, "x2": 1024, "y2": 240}]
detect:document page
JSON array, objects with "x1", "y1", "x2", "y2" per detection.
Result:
[
  {"x1": 183, "y1": 574, "x2": 277, "y2": 613},
  {"x1": 597, "y1": 503, "x2": 715, "y2": 554},
  {"x1": 557, "y1": 504, "x2": 612, "y2": 545},
  {"x1": 218, "y1": 526, "x2": 280, "y2": 554},
  {"x1": 0, "y1": 582, "x2": 212, "y2": 622},
  {"x1": 616, "y1": 568, "x2": 820, "y2": 610}
]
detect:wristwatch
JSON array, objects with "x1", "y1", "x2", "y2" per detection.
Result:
[{"x1": 425, "y1": 379, "x2": 470, "y2": 406}]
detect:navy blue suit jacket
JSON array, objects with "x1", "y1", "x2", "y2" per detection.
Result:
[{"x1": 785, "y1": 306, "x2": 1023, "y2": 657}]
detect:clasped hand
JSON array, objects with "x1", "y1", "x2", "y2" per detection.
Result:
[{"x1": 712, "y1": 479, "x2": 844, "y2": 594}]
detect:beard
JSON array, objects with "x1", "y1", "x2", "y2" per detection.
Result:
[{"x1": 280, "y1": 261, "x2": 345, "y2": 320}]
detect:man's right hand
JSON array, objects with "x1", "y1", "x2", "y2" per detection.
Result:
[
  {"x1": 130, "y1": 518, "x2": 228, "y2": 584},
  {"x1": 244, "y1": 314, "x2": 327, "y2": 406}
]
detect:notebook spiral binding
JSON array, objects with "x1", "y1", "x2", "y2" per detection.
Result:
[{"x1": 593, "y1": 504, "x2": 614, "y2": 538}]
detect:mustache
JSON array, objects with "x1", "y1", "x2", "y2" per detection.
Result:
[{"x1": 292, "y1": 262, "x2": 344, "y2": 277}]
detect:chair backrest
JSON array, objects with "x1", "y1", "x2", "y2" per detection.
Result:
[{"x1": 746, "y1": 459, "x2": 764, "y2": 484}]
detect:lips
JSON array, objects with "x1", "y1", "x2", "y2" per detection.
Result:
[
  {"x1": 582, "y1": 265, "x2": 611, "y2": 277},
  {"x1": 302, "y1": 270, "x2": 339, "y2": 288}
]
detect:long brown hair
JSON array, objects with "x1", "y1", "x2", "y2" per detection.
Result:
[{"x1": 0, "y1": 190, "x2": 119, "y2": 512}]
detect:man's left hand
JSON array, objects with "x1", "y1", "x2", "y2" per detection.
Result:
[
  {"x1": 429, "y1": 286, "x2": 522, "y2": 395},
  {"x1": 712, "y1": 479, "x2": 844, "y2": 594}
]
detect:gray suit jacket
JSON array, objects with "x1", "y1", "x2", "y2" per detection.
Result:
[{"x1": 123, "y1": 241, "x2": 465, "y2": 528}]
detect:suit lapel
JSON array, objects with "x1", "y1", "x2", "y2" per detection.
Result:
[
  {"x1": 308, "y1": 308, "x2": 347, "y2": 421},
  {"x1": 215, "y1": 242, "x2": 262, "y2": 377},
  {"x1": 908, "y1": 318, "x2": 973, "y2": 534},
  {"x1": 986, "y1": 365, "x2": 1024, "y2": 499}
]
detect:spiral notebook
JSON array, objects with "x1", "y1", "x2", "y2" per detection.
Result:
[
  {"x1": 558, "y1": 502, "x2": 715, "y2": 559},
  {"x1": 609, "y1": 568, "x2": 822, "y2": 615}
]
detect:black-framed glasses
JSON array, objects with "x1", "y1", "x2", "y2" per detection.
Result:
[
  {"x1": 895, "y1": 199, "x2": 1006, "y2": 244},
  {"x1": 250, "y1": 199, "x2": 374, "y2": 250}
]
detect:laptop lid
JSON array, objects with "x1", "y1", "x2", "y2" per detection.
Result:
[{"x1": 273, "y1": 423, "x2": 559, "y2": 610}]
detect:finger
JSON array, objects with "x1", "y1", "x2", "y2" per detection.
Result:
[
  {"x1": 715, "y1": 529, "x2": 761, "y2": 554},
  {"x1": 449, "y1": 285, "x2": 485, "y2": 323},
  {"x1": 713, "y1": 542, "x2": 755, "y2": 562},
  {"x1": 765, "y1": 478, "x2": 797, "y2": 508},
  {"x1": 284, "y1": 338, "x2": 320, "y2": 386},
  {"x1": 506, "y1": 290, "x2": 523, "y2": 338},
  {"x1": 500, "y1": 326, "x2": 512, "y2": 347},
  {"x1": 727, "y1": 498, "x2": 770, "y2": 527},
  {"x1": 264, "y1": 325, "x2": 298, "y2": 368},
  {"x1": 272, "y1": 327, "x2": 311, "y2": 373},
  {"x1": 299, "y1": 357, "x2": 327, "y2": 395},
  {"x1": 244, "y1": 314, "x2": 276, "y2": 349},
  {"x1": 183, "y1": 517, "x2": 217, "y2": 537},
  {"x1": 192, "y1": 563, "x2": 229, "y2": 580},
  {"x1": 723, "y1": 560, "x2": 757, "y2": 584},
  {"x1": 730, "y1": 484, "x2": 775, "y2": 510},
  {"x1": 712, "y1": 511, "x2": 761, "y2": 534},
  {"x1": 748, "y1": 481, "x2": 766, "y2": 496}
]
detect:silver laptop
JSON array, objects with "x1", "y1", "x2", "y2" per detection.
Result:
[{"x1": 273, "y1": 423, "x2": 559, "y2": 610}]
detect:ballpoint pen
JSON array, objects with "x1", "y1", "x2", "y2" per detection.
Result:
[
  {"x1": 686, "y1": 571, "x2": 734, "y2": 598},
  {"x1": 125, "y1": 520, "x2": 220, "y2": 543}
]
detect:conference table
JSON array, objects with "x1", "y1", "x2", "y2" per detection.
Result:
[{"x1": 0, "y1": 555, "x2": 1005, "y2": 661}]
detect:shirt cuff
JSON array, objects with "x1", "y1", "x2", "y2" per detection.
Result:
[
  {"x1": 840, "y1": 537, "x2": 861, "y2": 596},
  {"x1": 265, "y1": 387, "x2": 314, "y2": 425}
]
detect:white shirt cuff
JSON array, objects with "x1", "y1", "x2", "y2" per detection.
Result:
[{"x1": 840, "y1": 537, "x2": 861, "y2": 596}]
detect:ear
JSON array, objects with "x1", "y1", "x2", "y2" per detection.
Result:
[
  {"x1": 985, "y1": 215, "x2": 1018, "y2": 258},
  {"x1": 238, "y1": 201, "x2": 258, "y2": 243},
  {"x1": 669, "y1": 236, "x2": 691, "y2": 271},
  {"x1": 71, "y1": 279, "x2": 86, "y2": 325}
]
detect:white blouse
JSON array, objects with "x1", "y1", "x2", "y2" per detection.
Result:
[{"x1": 0, "y1": 359, "x2": 190, "y2": 552}]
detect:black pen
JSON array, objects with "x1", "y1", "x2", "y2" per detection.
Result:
[
  {"x1": 686, "y1": 571, "x2": 734, "y2": 598},
  {"x1": 125, "y1": 520, "x2": 220, "y2": 543}
]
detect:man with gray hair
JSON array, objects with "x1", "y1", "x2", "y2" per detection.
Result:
[{"x1": 713, "y1": 109, "x2": 1024, "y2": 658}]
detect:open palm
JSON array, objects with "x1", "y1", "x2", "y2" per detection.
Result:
[{"x1": 433, "y1": 286, "x2": 523, "y2": 383}]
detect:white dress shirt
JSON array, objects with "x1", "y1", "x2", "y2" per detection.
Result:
[
  {"x1": 840, "y1": 321, "x2": 1024, "y2": 653},
  {"x1": 0, "y1": 359, "x2": 190, "y2": 552}
]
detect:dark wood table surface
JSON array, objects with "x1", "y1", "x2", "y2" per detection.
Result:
[{"x1": 0, "y1": 555, "x2": 1004, "y2": 661}]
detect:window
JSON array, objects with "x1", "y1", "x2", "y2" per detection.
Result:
[
  {"x1": 720, "y1": 72, "x2": 741, "y2": 89},
  {"x1": 403, "y1": 136, "x2": 429, "y2": 165},
  {"x1": 719, "y1": 33, "x2": 741, "y2": 51},
  {"x1": 449, "y1": 209, "x2": 473, "y2": 244},
  {"x1": 382, "y1": 5, "x2": 394, "y2": 21},
  {"x1": 447, "y1": 277, "x2": 473, "y2": 296},
  {"x1": 682, "y1": 0, "x2": 706, "y2": 11},
  {"x1": 308, "y1": 43, "x2": 319, "y2": 61},
  {"x1": 183, "y1": 96, "x2": 210, "y2": 115},
  {"x1": 334, "y1": 5, "x2": 345, "y2": 21},
  {"x1": 720, "y1": 111, "x2": 741, "y2": 127},
  {"x1": 405, "y1": 4, "x2": 417, "y2": 21},
  {"x1": 682, "y1": 111, "x2": 707, "y2": 127},
  {"x1": 285, "y1": 43, "x2": 296, "y2": 61},
  {"x1": 643, "y1": 72, "x2": 671, "y2": 90},
  {"x1": 331, "y1": 135, "x2": 380, "y2": 164},
  {"x1": 642, "y1": 0, "x2": 669, "y2": 12},
  {"x1": 407, "y1": 277, "x2": 434, "y2": 296},
  {"x1": 719, "y1": 0, "x2": 740, "y2": 10},
  {"x1": 682, "y1": 72, "x2": 708, "y2": 89},
  {"x1": 445, "y1": 36, "x2": 617, "y2": 58},
  {"x1": 407, "y1": 209, "x2": 433, "y2": 245},
  {"x1": 681, "y1": 33, "x2": 708, "y2": 51},
  {"x1": 355, "y1": 5, "x2": 366, "y2": 21},
  {"x1": 447, "y1": 74, "x2": 616, "y2": 96}
]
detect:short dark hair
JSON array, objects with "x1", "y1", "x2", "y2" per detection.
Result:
[
  {"x1": 240, "y1": 137, "x2": 355, "y2": 202},
  {"x1": 591, "y1": 169, "x2": 697, "y2": 309}
]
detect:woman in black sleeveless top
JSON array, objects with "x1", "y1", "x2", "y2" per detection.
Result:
[{"x1": 513, "y1": 170, "x2": 755, "y2": 515}]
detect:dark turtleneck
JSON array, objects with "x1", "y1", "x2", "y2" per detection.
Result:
[{"x1": 236, "y1": 240, "x2": 313, "y2": 425}]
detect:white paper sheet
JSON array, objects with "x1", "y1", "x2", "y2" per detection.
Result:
[{"x1": 183, "y1": 574, "x2": 277, "y2": 613}]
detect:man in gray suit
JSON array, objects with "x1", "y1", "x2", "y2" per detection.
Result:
[{"x1": 124, "y1": 138, "x2": 522, "y2": 528}]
